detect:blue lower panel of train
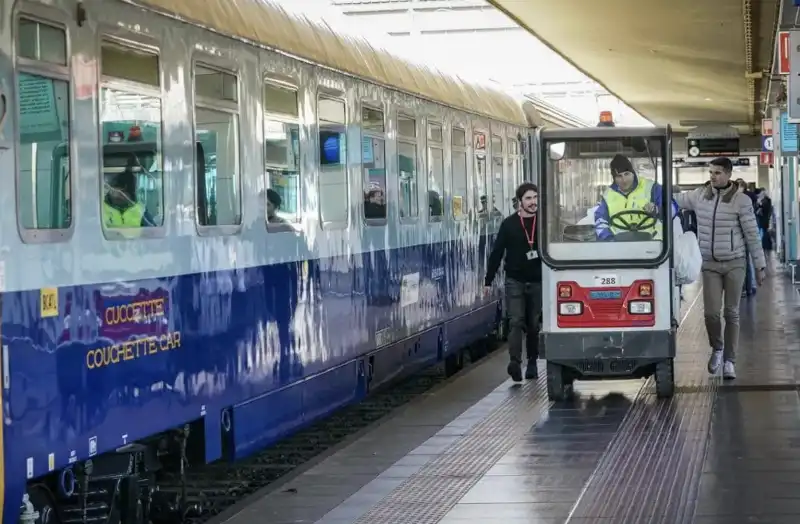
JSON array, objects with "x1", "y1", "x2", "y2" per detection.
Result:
[{"x1": 0, "y1": 237, "x2": 499, "y2": 518}]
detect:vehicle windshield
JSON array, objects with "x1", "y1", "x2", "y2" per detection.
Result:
[{"x1": 542, "y1": 136, "x2": 668, "y2": 262}]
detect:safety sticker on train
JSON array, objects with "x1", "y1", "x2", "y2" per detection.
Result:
[
  {"x1": 40, "y1": 287, "x2": 59, "y2": 318},
  {"x1": 593, "y1": 275, "x2": 619, "y2": 287}
]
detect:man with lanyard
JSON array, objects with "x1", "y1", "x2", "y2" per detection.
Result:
[
  {"x1": 594, "y1": 154, "x2": 677, "y2": 241},
  {"x1": 484, "y1": 182, "x2": 542, "y2": 382}
]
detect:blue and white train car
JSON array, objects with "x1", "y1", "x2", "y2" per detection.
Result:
[{"x1": 0, "y1": 0, "x2": 583, "y2": 520}]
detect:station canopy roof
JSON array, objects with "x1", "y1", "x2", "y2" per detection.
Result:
[{"x1": 488, "y1": 0, "x2": 780, "y2": 133}]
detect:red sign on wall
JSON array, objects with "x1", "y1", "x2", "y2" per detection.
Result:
[
  {"x1": 762, "y1": 118, "x2": 773, "y2": 136},
  {"x1": 760, "y1": 151, "x2": 774, "y2": 166},
  {"x1": 779, "y1": 31, "x2": 791, "y2": 75}
]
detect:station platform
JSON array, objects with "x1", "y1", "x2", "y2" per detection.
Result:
[{"x1": 214, "y1": 277, "x2": 800, "y2": 524}]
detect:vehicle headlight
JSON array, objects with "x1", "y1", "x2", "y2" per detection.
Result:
[
  {"x1": 559, "y1": 302, "x2": 583, "y2": 315},
  {"x1": 628, "y1": 301, "x2": 652, "y2": 315}
]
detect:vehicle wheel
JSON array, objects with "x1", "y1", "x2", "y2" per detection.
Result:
[
  {"x1": 546, "y1": 362, "x2": 568, "y2": 401},
  {"x1": 655, "y1": 358, "x2": 675, "y2": 399},
  {"x1": 444, "y1": 351, "x2": 463, "y2": 377}
]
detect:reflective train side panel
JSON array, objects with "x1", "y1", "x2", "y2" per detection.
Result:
[{"x1": 0, "y1": 0, "x2": 543, "y2": 520}]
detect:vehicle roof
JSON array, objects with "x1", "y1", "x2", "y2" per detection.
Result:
[{"x1": 132, "y1": 0, "x2": 529, "y2": 126}]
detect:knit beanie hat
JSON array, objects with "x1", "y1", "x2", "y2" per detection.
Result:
[{"x1": 610, "y1": 154, "x2": 635, "y2": 177}]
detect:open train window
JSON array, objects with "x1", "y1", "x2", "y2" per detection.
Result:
[
  {"x1": 507, "y1": 135, "x2": 522, "y2": 211},
  {"x1": 16, "y1": 16, "x2": 73, "y2": 243},
  {"x1": 99, "y1": 38, "x2": 164, "y2": 237},
  {"x1": 318, "y1": 94, "x2": 348, "y2": 226},
  {"x1": 397, "y1": 114, "x2": 418, "y2": 220},
  {"x1": 490, "y1": 133, "x2": 504, "y2": 217},
  {"x1": 194, "y1": 62, "x2": 241, "y2": 231},
  {"x1": 362, "y1": 104, "x2": 386, "y2": 222},
  {"x1": 427, "y1": 122, "x2": 444, "y2": 221},
  {"x1": 451, "y1": 127, "x2": 468, "y2": 219},
  {"x1": 264, "y1": 81, "x2": 301, "y2": 229},
  {"x1": 473, "y1": 130, "x2": 488, "y2": 216}
]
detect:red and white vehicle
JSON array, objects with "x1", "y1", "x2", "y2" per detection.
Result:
[{"x1": 535, "y1": 124, "x2": 678, "y2": 400}]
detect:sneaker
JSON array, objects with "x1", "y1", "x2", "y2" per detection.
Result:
[
  {"x1": 525, "y1": 359, "x2": 538, "y2": 380},
  {"x1": 707, "y1": 350, "x2": 723, "y2": 374},
  {"x1": 507, "y1": 360, "x2": 522, "y2": 382},
  {"x1": 723, "y1": 361, "x2": 736, "y2": 380}
]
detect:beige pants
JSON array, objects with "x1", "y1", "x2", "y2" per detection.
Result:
[{"x1": 701, "y1": 258, "x2": 746, "y2": 362}]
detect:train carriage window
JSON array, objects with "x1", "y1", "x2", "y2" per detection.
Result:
[
  {"x1": 427, "y1": 122, "x2": 444, "y2": 219},
  {"x1": 16, "y1": 18, "x2": 72, "y2": 234},
  {"x1": 491, "y1": 134, "x2": 503, "y2": 216},
  {"x1": 397, "y1": 115, "x2": 418, "y2": 218},
  {"x1": 474, "y1": 131, "x2": 488, "y2": 215},
  {"x1": 264, "y1": 82, "x2": 301, "y2": 226},
  {"x1": 451, "y1": 127, "x2": 468, "y2": 218},
  {"x1": 18, "y1": 19, "x2": 67, "y2": 65},
  {"x1": 100, "y1": 40, "x2": 164, "y2": 231},
  {"x1": 362, "y1": 105, "x2": 386, "y2": 220},
  {"x1": 194, "y1": 64, "x2": 241, "y2": 227},
  {"x1": 508, "y1": 136, "x2": 521, "y2": 209},
  {"x1": 318, "y1": 96, "x2": 348, "y2": 224}
]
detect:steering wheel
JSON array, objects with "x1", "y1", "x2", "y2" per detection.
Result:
[{"x1": 609, "y1": 209, "x2": 658, "y2": 233}]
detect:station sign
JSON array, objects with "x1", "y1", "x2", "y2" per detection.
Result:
[
  {"x1": 788, "y1": 31, "x2": 800, "y2": 121},
  {"x1": 762, "y1": 135, "x2": 774, "y2": 152},
  {"x1": 779, "y1": 31, "x2": 791, "y2": 75},
  {"x1": 762, "y1": 118, "x2": 773, "y2": 136},
  {"x1": 782, "y1": 111, "x2": 799, "y2": 153},
  {"x1": 674, "y1": 157, "x2": 750, "y2": 167},
  {"x1": 686, "y1": 137, "x2": 740, "y2": 158},
  {"x1": 760, "y1": 152, "x2": 773, "y2": 166}
]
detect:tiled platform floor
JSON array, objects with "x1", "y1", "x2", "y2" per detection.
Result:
[{"x1": 215, "y1": 277, "x2": 800, "y2": 524}]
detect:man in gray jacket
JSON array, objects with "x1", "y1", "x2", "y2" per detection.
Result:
[{"x1": 674, "y1": 157, "x2": 765, "y2": 379}]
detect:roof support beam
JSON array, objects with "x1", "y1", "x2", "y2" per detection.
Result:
[{"x1": 743, "y1": 0, "x2": 756, "y2": 132}]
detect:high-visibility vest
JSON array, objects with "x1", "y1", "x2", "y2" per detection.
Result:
[
  {"x1": 103, "y1": 202, "x2": 145, "y2": 228},
  {"x1": 602, "y1": 178, "x2": 661, "y2": 239}
]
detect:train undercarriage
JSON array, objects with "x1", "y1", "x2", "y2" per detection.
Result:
[{"x1": 22, "y1": 422, "x2": 206, "y2": 524}]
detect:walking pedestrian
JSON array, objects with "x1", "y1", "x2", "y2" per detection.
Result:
[
  {"x1": 673, "y1": 157, "x2": 766, "y2": 379},
  {"x1": 484, "y1": 182, "x2": 542, "y2": 382}
]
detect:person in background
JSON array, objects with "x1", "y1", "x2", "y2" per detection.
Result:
[
  {"x1": 267, "y1": 188, "x2": 288, "y2": 225},
  {"x1": 103, "y1": 168, "x2": 156, "y2": 228},
  {"x1": 428, "y1": 190, "x2": 443, "y2": 217},
  {"x1": 673, "y1": 157, "x2": 766, "y2": 380},
  {"x1": 364, "y1": 187, "x2": 386, "y2": 219},
  {"x1": 734, "y1": 179, "x2": 757, "y2": 296},
  {"x1": 736, "y1": 178, "x2": 757, "y2": 207},
  {"x1": 484, "y1": 182, "x2": 542, "y2": 382},
  {"x1": 755, "y1": 189, "x2": 774, "y2": 256}
]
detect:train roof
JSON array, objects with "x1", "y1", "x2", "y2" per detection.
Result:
[{"x1": 131, "y1": 0, "x2": 531, "y2": 127}]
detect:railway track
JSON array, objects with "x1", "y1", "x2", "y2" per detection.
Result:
[{"x1": 155, "y1": 337, "x2": 500, "y2": 523}]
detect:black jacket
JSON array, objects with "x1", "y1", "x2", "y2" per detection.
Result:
[{"x1": 485, "y1": 213, "x2": 542, "y2": 285}]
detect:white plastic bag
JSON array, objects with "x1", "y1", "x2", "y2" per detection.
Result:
[
  {"x1": 577, "y1": 205, "x2": 598, "y2": 226},
  {"x1": 673, "y1": 216, "x2": 701, "y2": 285}
]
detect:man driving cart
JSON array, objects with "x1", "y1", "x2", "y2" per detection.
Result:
[{"x1": 594, "y1": 154, "x2": 678, "y2": 240}]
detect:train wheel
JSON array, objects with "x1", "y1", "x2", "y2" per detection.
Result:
[
  {"x1": 444, "y1": 351, "x2": 463, "y2": 377},
  {"x1": 468, "y1": 342, "x2": 487, "y2": 362},
  {"x1": 655, "y1": 358, "x2": 675, "y2": 399},
  {"x1": 27, "y1": 484, "x2": 60, "y2": 524},
  {"x1": 546, "y1": 362, "x2": 566, "y2": 401}
]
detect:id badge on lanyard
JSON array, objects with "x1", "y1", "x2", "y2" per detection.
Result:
[{"x1": 520, "y1": 214, "x2": 538, "y2": 260}]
